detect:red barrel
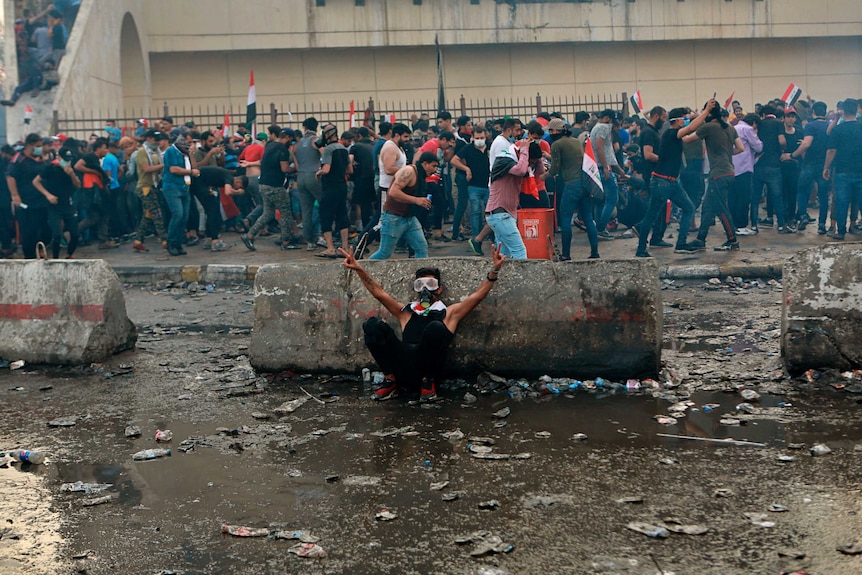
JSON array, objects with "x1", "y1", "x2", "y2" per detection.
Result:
[{"x1": 517, "y1": 208, "x2": 555, "y2": 260}]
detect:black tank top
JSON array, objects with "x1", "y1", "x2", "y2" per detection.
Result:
[{"x1": 401, "y1": 302, "x2": 447, "y2": 345}]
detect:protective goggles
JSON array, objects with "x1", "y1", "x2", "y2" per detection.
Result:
[{"x1": 413, "y1": 277, "x2": 439, "y2": 292}]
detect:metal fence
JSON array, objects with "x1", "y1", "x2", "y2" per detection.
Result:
[{"x1": 53, "y1": 92, "x2": 628, "y2": 140}]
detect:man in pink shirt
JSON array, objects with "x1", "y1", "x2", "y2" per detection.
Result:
[{"x1": 485, "y1": 143, "x2": 531, "y2": 259}]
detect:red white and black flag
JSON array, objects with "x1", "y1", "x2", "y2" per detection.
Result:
[
  {"x1": 782, "y1": 83, "x2": 802, "y2": 106},
  {"x1": 630, "y1": 90, "x2": 644, "y2": 116},
  {"x1": 583, "y1": 138, "x2": 603, "y2": 193},
  {"x1": 246, "y1": 70, "x2": 257, "y2": 134},
  {"x1": 724, "y1": 91, "x2": 736, "y2": 111}
]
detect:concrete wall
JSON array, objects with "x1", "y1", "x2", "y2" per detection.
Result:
[
  {"x1": 782, "y1": 243, "x2": 862, "y2": 374},
  {"x1": 250, "y1": 258, "x2": 662, "y2": 379}
]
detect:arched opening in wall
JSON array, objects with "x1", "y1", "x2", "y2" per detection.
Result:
[{"x1": 120, "y1": 12, "x2": 148, "y2": 112}]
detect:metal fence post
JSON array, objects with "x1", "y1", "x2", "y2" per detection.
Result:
[
  {"x1": 459, "y1": 94, "x2": 466, "y2": 117},
  {"x1": 52, "y1": 110, "x2": 59, "y2": 135},
  {"x1": 536, "y1": 93, "x2": 542, "y2": 115},
  {"x1": 368, "y1": 97, "x2": 375, "y2": 126},
  {"x1": 622, "y1": 92, "x2": 629, "y2": 117},
  {"x1": 270, "y1": 102, "x2": 277, "y2": 126}
]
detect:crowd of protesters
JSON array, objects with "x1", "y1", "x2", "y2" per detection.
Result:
[{"x1": 2, "y1": 93, "x2": 860, "y2": 263}]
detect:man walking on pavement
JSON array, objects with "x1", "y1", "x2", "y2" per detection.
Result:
[
  {"x1": 241, "y1": 129, "x2": 297, "y2": 251},
  {"x1": 162, "y1": 134, "x2": 199, "y2": 256},
  {"x1": 823, "y1": 98, "x2": 862, "y2": 241},
  {"x1": 295, "y1": 117, "x2": 323, "y2": 250},
  {"x1": 794, "y1": 101, "x2": 830, "y2": 233},
  {"x1": 590, "y1": 109, "x2": 623, "y2": 241}
]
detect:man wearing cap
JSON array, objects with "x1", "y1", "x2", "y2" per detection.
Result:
[
  {"x1": 162, "y1": 133, "x2": 199, "y2": 256},
  {"x1": 7, "y1": 133, "x2": 51, "y2": 258},
  {"x1": 590, "y1": 109, "x2": 623, "y2": 240},
  {"x1": 134, "y1": 119, "x2": 149, "y2": 140},
  {"x1": 241, "y1": 128, "x2": 296, "y2": 251},
  {"x1": 132, "y1": 130, "x2": 167, "y2": 252},
  {"x1": 33, "y1": 147, "x2": 80, "y2": 258}
]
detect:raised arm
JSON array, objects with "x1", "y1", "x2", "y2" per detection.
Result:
[
  {"x1": 338, "y1": 246, "x2": 407, "y2": 319},
  {"x1": 444, "y1": 244, "x2": 506, "y2": 332}
]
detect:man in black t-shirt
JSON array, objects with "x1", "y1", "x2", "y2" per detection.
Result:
[
  {"x1": 33, "y1": 147, "x2": 80, "y2": 258},
  {"x1": 451, "y1": 125, "x2": 491, "y2": 254},
  {"x1": 753, "y1": 105, "x2": 792, "y2": 232},
  {"x1": 7, "y1": 133, "x2": 51, "y2": 258},
  {"x1": 315, "y1": 127, "x2": 353, "y2": 257},
  {"x1": 191, "y1": 166, "x2": 245, "y2": 251},
  {"x1": 823, "y1": 98, "x2": 862, "y2": 240},
  {"x1": 794, "y1": 101, "x2": 830, "y2": 232},
  {"x1": 350, "y1": 127, "x2": 375, "y2": 229},
  {"x1": 639, "y1": 106, "x2": 669, "y2": 246},
  {"x1": 242, "y1": 129, "x2": 297, "y2": 251},
  {"x1": 635, "y1": 101, "x2": 715, "y2": 257}
]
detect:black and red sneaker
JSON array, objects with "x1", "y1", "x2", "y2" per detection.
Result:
[
  {"x1": 374, "y1": 379, "x2": 398, "y2": 401},
  {"x1": 420, "y1": 378, "x2": 438, "y2": 403}
]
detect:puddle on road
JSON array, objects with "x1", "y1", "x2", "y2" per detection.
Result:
[{"x1": 5, "y1": 378, "x2": 862, "y2": 574}]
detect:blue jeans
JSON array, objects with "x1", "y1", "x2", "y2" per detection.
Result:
[
  {"x1": 369, "y1": 211, "x2": 428, "y2": 260},
  {"x1": 596, "y1": 171, "x2": 618, "y2": 231},
  {"x1": 638, "y1": 178, "x2": 694, "y2": 250},
  {"x1": 833, "y1": 172, "x2": 862, "y2": 236},
  {"x1": 467, "y1": 186, "x2": 489, "y2": 240},
  {"x1": 486, "y1": 211, "x2": 527, "y2": 259},
  {"x1": 559, "y1": 180, "x2": 597, "y2": 258},
  {"x1": 162, "y1": 187, "x2": 190, "y2": 247},
  {"x1": 797, "y1": 165, "x2": 827, "y2": 225},
  {"x1": 753, "y1": 164, "x2": 785, "y2": 227}
]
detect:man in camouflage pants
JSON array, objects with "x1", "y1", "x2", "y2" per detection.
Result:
[{"x1": 132, "y1": 130, "x2": 168, "y2": 252}]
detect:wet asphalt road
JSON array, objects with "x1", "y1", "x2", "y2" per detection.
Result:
[{"x1": 1, "y1": 280, "x2": 862, "y2": 575}]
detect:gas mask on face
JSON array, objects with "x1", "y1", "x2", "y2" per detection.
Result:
[{"x1": 414, "y1": 277, "x2": 439, "y2": 310}]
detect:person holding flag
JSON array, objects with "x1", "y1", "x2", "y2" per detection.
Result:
[{"x1": 547, "y1": 118, "x2": 598, "y2": 260}]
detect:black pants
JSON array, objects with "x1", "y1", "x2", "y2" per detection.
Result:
[
  {"x1": 191, "y1": 186, "x2": 223, "y2": 240},
  {"x1": 77, "y1": 187, "x2": 110, "y2": 242},
  {"x1": 429, "y1": 181, "x2": 446, "y2": 230},
  {"x1": 47, "y1": 204, "x2": 78, "y2": 258},
  {"x1": 18, "y1": 206, "x2": 51, "y2": 258},
  {"x1": 363, "y1": 316, "x2": 453, "y2": 392},
  {"x1": 0, "y1": 189, "x2": 14, "y2": 250}
]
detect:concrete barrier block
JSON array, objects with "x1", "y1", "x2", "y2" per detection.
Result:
[
  {"x1": 0, "y1": 259, "x2": 137, "y2": 364},
  {"x1": 181, "y1": 265, "x2": 202, "y2": 283},
  {"x1": 203, "y1": 264, "x2": 248, "y2": 285},
  {"x1": 250, "y1": 258, "x2": 661, "y2": 379},
  {"x1": 782, "y1": 243, "x2": 862, "y2": 373}
]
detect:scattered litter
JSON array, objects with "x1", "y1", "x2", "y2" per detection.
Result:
[
  {"x1": 776, "y1": 549, "x2": 806, "y2": 560},
  {"x1": 626, "y1": 522, "x2": 669, "y2": 538},
  {"x1": 478, "y1": 500, "x2": 500, "y2": 510},
  {"x1": 273, "y1": 397, "x2": 308, "y2": 415},
  {"x1": 288, "y1": 542, "x2": 327, "y2": 558},
  {"x1": 736, "y1": 402, "x2": 756, "y2": 414},
  {"x1": 467, "y1": 436, "x2": 495, "y2": 445},
  {"x1": 47, "y1": 416, "x2": 78, "y2": 427},
  {"x1": 744, "y1": 512, "x2": 776, "y2": 528},
  {"x1": 462, "y1": 392, "x2": 477, "y2": 404},
  {"x1": 251, "y1": 412, "x2": 271, "y2": 420},
  {"x1": 10, "y1": 360, "x2": 25, "y2": 370},
  {"x1": 777, "y1": 455, "x2": 796, "y2": 463},
  {"x1": 442, "y1": 492, "x2": 459, "y2": 501},
  {"x1": 769, "y1": 503, "x2": 789, "y2": 513},
  {"x1": 714, "y1": 488, "x2": 734, "y2": 498},
  {"x1": 477, "y1": 568, "x2": 512, "y2": 575},
  {"x1": 663, "y1": 522, "x2": 709, "y2": 535},
  {"x1": 430, "y1": 481, "x2": 449, "y2": 491},
  {"x1": 271, "y1": 530, "x2": 319, "y2": 543},
  {"x1": 472, "y1": 453, "x2": 510, "y2": 460},
  {"x1": 132, "y1": 448, "x2": 171, "y2": 461},
  {"x1": 375, "y1": 509, "x2": 397, "y2": 521},
  {"x1": 654, "y1": 416, "x2": 678, "y2": 425},
  {"x1": 124, "y1": 425, "x2": 141, "y2": 438},
  {"x1": 719, "y1": 418, "x2": 742, "y2": 426},
  {"x1": 572, "y1": 433, "x2": 588, "y2": 441},
  {"x1": 524, "y1": 495, "x2": 558, "y2": 508},
  {"x1": 342, "y1": 475, "x2": 381, "y2": 486},
  {"x1": 659, "y1": 458, "x2": 678, "y2": 465},
  {"x1": 71, "y1": 550, "x2": 94, "y2": 560},
  {"x1": 442, "y1": 429, "x2": 464, "y2": 441},
  {"x1": 657, "y1": 433, "x2": 765, "y2": 447},
  {"x1": 221, "y1": 524, "x2": 270, "y2": 537},
  {"x1": 468, "y1": 444, "x2": 494, "y2": 455},
  {"x1": 740, "y1": 389, "x2": 761, "y2": 401},
  {"x1": 492, "y1": 407, "x2": 511, "y2": 419},
  {"x1": 454, "y1": 531, "x2": 514, "y2": 557},
  {"x1": 155, "y1": 429, "x2": 173, "y2": 442},
  {"x1": 81, "y1": 495, "x2": 113, "y2": 507},
  {"x1": 494, "y1": 421, "x2": 507, "y2": 428},
  {"x1": 60, "y1": 482, "x2": 112, "y2": 495},
  {"x1": 616, "y1": 496, "x2": 644, "y2": 504},
  {"x1": 534, "y1": 431, "x2": 551, "y2": 438},
  {"x1": 810, "y1": 443, "x2": 832, "y2": 457},
  {"x1": 371, "y1": 426, "x2": 415, "y2": 438},
  {"x1": 325, "y1": 475, "x2": 340, "y2": 483},
  {"x1": 787, "y1": 443, "x2": 805, "y2": 450}
]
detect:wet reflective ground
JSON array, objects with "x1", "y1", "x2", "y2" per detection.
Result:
[{"x1": 2, "y1": 281, "x2": 862, "y2": 575}]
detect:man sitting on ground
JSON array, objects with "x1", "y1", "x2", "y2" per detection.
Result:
[{"x1": 339, "y1": 243, "x2": 506, "y2": 402}]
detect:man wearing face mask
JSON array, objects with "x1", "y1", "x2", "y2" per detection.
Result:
[
  {"x1": 638, "y1": 106, "x2": 672, "y2": 247},
  {"x1": 451, "y1": 126, "x2": 491, "y2": 256},
  {"x1": 489, "y1": 118, "x2": 522, "y2": 168},
  {"x1": 339, "y1": 242, "x2": 506, "y2": 402},
  {"x1": 132, "y1": 131, "x2": 167, "y2": 252},
  {"x1": 162, "y1": 134, "x2": 199, "y2": 256},
  {"x1": 7, "y1": 133, "x2": 51, "y2": 258}
]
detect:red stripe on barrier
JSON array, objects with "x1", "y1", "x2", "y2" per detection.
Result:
[{"x1": 0, "y1": 304, "x2": 103, "y2": 321}]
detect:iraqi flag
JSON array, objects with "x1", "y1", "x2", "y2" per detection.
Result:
[
  {"x1": 222, "y1": 112, "x2": 230, "y2": 139},
  {"x1": 583, "y1": 138, "x2": 603, "y2": 192},
  {"x1": 782, "y1": 83, "x2": 802, "y2": 106},
  {"x1": 630, "y1": 90, "x2": 644, "y2": 116},
  {"x1": 724, "y1": 91, "x2": 735, "y2": 111},
  {"x1": 246, "y1": 70, "x2": 257, "y2": 134},
  {"x1": 349, "y1": 100, "x2": 356, "y2": 128}
]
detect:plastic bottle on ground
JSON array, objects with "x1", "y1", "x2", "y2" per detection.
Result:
[
  {"x1": 132, "y1": 448, "x2": 172, "y2": 461},
  {"x1": 10, "y1": 450, "x2": 46, "y2": 464}
]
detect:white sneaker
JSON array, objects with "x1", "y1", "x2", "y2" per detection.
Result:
[
  {"x1": 211, "y1": 240, "x2": 230, "y2": 251},
  {"x1": 316, "y1": 237, "x2": 328, "y2": 248},
  {"x1": 735, "y1": 227, "x2": 756, "y2": 236}
]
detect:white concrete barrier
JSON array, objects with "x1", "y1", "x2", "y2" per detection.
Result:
[{"x1": 0, "y1": 260, "x2": 137, "y2": 364}]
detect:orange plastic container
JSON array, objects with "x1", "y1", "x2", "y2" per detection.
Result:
[{"x1": 517, "y1": 208, "x2": 555, "y2": 260}]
